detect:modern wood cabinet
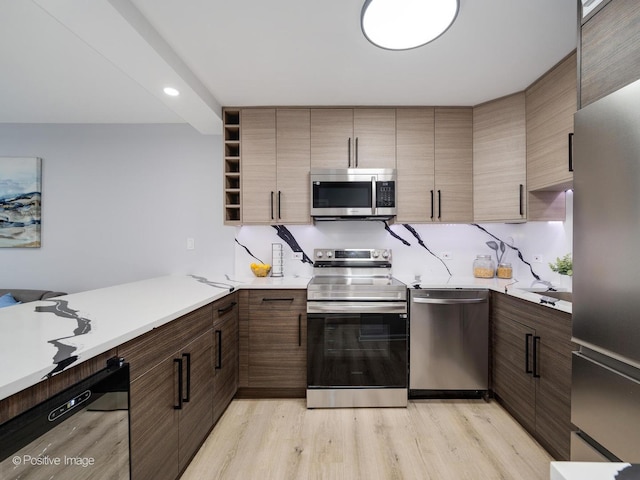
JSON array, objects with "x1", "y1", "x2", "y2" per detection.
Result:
[
  {"x1": 526, "y1": 52, "x2": 576, "y2": 193},
  {"x1": 396, "y1": 108, "x2": 435, "y2": 223},
  {"x1": 238, "y1": 289, "x2": 307, "y2": 397},
  {"x1": 491, "y1": 292, "x2": 574, "y2": 460},
  {"x1": 118, "y1": 304, "x2": 214, "y2": 480},
  {"x1": 580, "y1": 0, "x2": 640, "y2": 108},
  {"x1": 239, "y1": 108, "x2": 311, "y2": 225},
  {"x1": 434, "y1": 108, "x2": 474, "y2": 222},
  {"x1": 310, "y1": 108, "x2": 396, "y2": 169},
  {"x1": 473, "y1": 93, "x2": 526, "y2": 222},
  {"x1": 212, "y1": 293, "x2": 239, "y2": 425}
]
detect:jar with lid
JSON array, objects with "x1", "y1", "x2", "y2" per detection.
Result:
[
  {"x1": 496, "y1": 262, "x2": 513, "y2": 279},
  {"x1": 473, "y1": 255, "x2": 495, "y2": 278}
]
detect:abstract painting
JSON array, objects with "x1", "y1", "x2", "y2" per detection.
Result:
[{"x1": 0, "y1": 157, "x2": 42, "y2": 248}]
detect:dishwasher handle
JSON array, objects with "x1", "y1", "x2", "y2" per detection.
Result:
[{"x1": 411, "y1": 297, "x2": 487, "y2": 305}]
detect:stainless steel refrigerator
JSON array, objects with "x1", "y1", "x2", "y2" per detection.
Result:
[{"x1": 572, "y1": 78, "x2": 640, "y2": 462}]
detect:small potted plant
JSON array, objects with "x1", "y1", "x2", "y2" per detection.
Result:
[{"x1": 549, "y1": 253, "x2": 573, "y2": 289}]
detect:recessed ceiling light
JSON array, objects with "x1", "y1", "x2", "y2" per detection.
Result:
[
  {"x1": 361, "y1": 0, "x2": 459, "y2": 51},
  {"x1": 163, "y1": 87, "x2": 180, "y2": 97}
]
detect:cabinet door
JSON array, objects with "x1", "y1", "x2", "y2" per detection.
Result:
[
  {"x1": 129, "y1": 356, "x2": 180, "y2": 480},
  {"x1": 353, "y1": 108, "x2": 396, "y2": 168},
  {"x1": 473, "y1": 93, "x2": 526, "y2": 222},
  {"x1": 492, "y1": 296, "x2": 536, "y2": 433},
  {"x1": 276, "y1": 109, "x2": 311, "y2": 224},
  {"x1": 213, "y1": 301, "x2": 239, "y2": 424},
  {"x1": 581, "y1": 0, "x2": 640, "y2": 107},
  {"x1": 241, "y1": 108, "x2": 277, "y2": 223},
  {"x1": 434, "y1": 108, "x2": 473, "y2": 222},
  {"x1": 310, "y1": 109, "x2": 353, "y2": 168},
  {"x1": 526, "y1": 52, "x2": 576, "y2": 192},
  {"x1": 533, "y1": 308, "x2": 574, "y2": 460},
  {"x1": 396, "y1": 108, "x2": 435, "y2": 223},
  {"x1": 248, "y1": 290, "x2": 307, "y2": 388},
  {"x1": 178, "y1": 331, "x2": 213, "y2": 471}
]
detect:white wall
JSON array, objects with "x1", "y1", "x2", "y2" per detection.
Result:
[
  {"x1": 235, "y1": 192, "x2": 573, "y2": 289},
  {"x1": 0, "y1": 123, "x2": 236, "y2": 293}
]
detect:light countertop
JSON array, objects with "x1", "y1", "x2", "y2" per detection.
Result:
[
  {"x1": 0, "y1": 272, "x2": 568, "y2": 402},
  {"x1": 551, "y1": 462, "x2": 636, "y2": 479}
]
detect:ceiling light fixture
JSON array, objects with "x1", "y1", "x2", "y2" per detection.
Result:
[
  {"x1": 361, "y1": 0, "x2": 459, "y2": 51},
  {"x1": 163, "y1": 87, "x2": 180, "y2": 97}
]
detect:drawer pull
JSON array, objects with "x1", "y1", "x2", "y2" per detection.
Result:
[{"x1": 217, "y1": 302, "x2": 237, "y2": 315}]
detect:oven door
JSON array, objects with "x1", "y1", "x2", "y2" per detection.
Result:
[{"x1": 307, "y1": 304, "x2": 408, "y2": 389}]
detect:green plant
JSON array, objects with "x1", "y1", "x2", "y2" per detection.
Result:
[{"x1": 549, "y1": 253, "x2": 573, "y2": 276}]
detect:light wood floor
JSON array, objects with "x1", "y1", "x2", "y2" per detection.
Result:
[{"x1": 182, "y1": 399, "x2": 552, "y2": 480}]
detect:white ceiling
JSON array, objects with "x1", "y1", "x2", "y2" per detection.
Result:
[{"x1": 0, "y1": 0, "x2": 578, "y2": 134}]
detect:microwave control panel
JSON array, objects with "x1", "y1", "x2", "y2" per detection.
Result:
[{"x1": 376, "y1": 181, "x2": 395, "y2": 207}]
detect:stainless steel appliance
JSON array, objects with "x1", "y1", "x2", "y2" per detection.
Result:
[
  {"x1": 409, "y1": 289, "x2": 489, "y2": 397},
  {"x1": 310, "y1": 168, "x2": 397, "y2": 220},
  {"x1": 0, "y1": 357, "x2": 130, "y2": 479},
  {"x1": 306, "y1": 248, "x2": 407, "y2": 408},
  {"x1": 572, "y1": 77, "x2": 640, "y2": 462}
]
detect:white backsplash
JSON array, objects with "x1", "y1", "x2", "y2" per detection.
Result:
[{"x1": 235, "y1": 192, "x2": 573, "y2": 289}]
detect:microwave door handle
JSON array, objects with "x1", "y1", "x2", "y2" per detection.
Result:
[{"x1": 371, "y1": 177, "x2": 377, "y2": 215}]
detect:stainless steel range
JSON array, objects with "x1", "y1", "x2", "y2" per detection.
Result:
[{"x1": 306, "y1": 248, "x2": 408, "y2": 408}]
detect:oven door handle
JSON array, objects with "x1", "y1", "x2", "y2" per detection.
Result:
[{"x1": 307, "y1": 302, "x2": 407, "y2": 314}]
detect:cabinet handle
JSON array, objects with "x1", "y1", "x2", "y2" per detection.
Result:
[
  {"x1": 437, "y1": 190, "x2": 442, "y2": 220},
  {"x1": 217, "y1": 301, "x2": 237, "y2": 315},
  {"x1": 182, "y1": 353, "x2": 191, "y2": 403},
  {"x1": 262, "y1": 297, "x2": 295, "y2": 302},
  {"x1": 568, "y1": 132, "x2": 574, "y2": 172},
  {"x1": 525, "y1": 333, "x2": 533, "y2": 374},
  {"x1": 519, "y1": 184, "x2": 524, "y2": 216},
  {"x1": 348, "y1": 138, "x2": 352, "y2": 167},
  {"x1": 215, "y1": 330, "x2": 222, "y2": 370},
  {"x1": 430, "y1": 190, "x2": 434, "y2": 220},
  {"x1": 270, "y1": 191, "x2": 274, "y2": 220},
  {"x1": 298, "y1": 314, "x2": 302, "y2": 347},
  {"x1": 174, "y1": 358, "x2": 183, "y2": 410},
  {"x1": 355, "y1": 137, "x2": 359, "y2": 167},
  {"x1": 278, "y1": 191, "x2": 282, "y2": 219},
  {"x1": 533, "y1": 336, "x2": 541, "y2": 378}
]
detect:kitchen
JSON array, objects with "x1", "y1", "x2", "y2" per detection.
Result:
[{"x1": 1, "y1": 0, "x2": 639, "y2": 479}]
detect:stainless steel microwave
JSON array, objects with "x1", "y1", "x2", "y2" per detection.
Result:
[{"x1": 310, "y1": 168, "x2": 397, "y2": 219}]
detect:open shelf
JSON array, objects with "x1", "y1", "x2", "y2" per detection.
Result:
[{"x1": 223, "y1": 108, "x2": 242, "y2": 225}]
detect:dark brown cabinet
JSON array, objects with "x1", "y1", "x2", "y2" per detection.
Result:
[
  {"x1": 491, "y1": 292, "x2": 574, "y2": 460},
  {"x1": 580, "y1": 0, "x2": 640, "y2": 108},
  {"x1": 118, "y1": 304, "x2": 214, "y2": 480},
  {"x1": 213, "y1": 293, "x2": 239, "y2": 424},
  {"x1": 239, "y1": 289, "x2": 307, "y2": 396}
]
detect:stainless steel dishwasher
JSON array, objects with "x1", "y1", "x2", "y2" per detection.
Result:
[{"x1": 409, "y1": 288, "x2": 489, "y2": 398}]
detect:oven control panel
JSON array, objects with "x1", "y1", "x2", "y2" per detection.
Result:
[{"x1": 313, "y1": 248, "x2": 391, "y2": 262}]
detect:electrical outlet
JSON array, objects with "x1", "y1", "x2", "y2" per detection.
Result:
[
  {"x1": 441, "y1": 252, "x2": 453, "y2": 260},
  {"x1": 186, "y1": 238, "x2": 195, "y2": 250},
  {"x1": 292, "y1": 252, "x2": 303, "y2": 260},
  {"x1": 533, "y1": 254, "x2": 543, "y2": 263}
]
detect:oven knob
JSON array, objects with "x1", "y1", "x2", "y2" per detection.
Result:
[
  {"x1": 382, "y1": 250, "x2": 390, "y2": 259},
  {"x1": 316, "y1": 251, "x2": 323, "y2": 258},
  {"x1": 326, "y1": 251, "x2": 333, "y2": 258},
  {"x1": 372, "y1": 251, "x2": 380, "y2": 258}
]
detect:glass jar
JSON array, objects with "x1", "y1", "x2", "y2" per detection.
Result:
[
  {"x1": 496, "y1": 262, "x2": 513, "y2": 279},
  {"x1": 473, "y1": 255, "x2": 495, "y2": 278}
]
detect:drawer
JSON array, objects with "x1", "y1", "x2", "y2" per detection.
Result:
[
  {"x1": 571, "y1": 352, "x2": 640, "y2": 462},
  {"x1": 248, "y1": 290, "x2": 306, "y2": 311}
]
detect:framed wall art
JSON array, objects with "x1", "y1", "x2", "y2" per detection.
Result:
[{"x1": 0, "y1": 157, "x2": 42, "y2": 248}]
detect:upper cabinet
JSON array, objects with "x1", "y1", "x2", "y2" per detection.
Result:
[
  {"x1": 473, "y1": 93, "x2": 526, "y2": 223},
  {"x1": 239, "y1": 108, "x2": 311, "y2": 225},
  {"x1": 396, "y1": 108, "x2": 435, "y2": 223},
  {"x1": 526, "y1": 52, "x2": 577, "y2": 193},
  {"x1": 580, "y1": 0, "x2": 640, "y2": 108},
  {"x1": 310, "y1": 108, "x2": 396, "y2": 169},
  {"x1": 434, "y1": 108, "x2": 474, "y2": 223}
]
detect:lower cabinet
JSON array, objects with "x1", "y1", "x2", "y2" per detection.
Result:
[
  {"x1": 491, "y1": 292, "x2": 575, "y2": 460},
  {"x1": 213, "y1": 293, "x2": 239, "y2": 424},
  {"x1": 239, "y1": 289, "x2": 307, "y2": 396},
  {"x1": 118, "y1": 304, "x2": 214, "y2": 480}
]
